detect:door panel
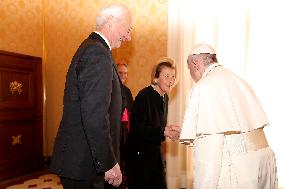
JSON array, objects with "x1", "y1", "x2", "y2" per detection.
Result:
[{"x1": 0, "y1": 50, "x2": 43, "y2": 180}]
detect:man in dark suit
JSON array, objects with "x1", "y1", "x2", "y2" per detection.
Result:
[
  {"x1": 50, "y1": 3, "x2": 132, "y2": 189},
  {"x1": 117, "y1": 62, "x2": 133, "y2": 113},
  {"x1": 116, "y1": 62, "x2": 133, "y2": 189}
]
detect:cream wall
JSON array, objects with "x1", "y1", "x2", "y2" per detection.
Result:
[
  {"x1": 0, "y1": 0, "x2": 42, "y2": 56},
  {"x1": 0, "y1": 0, "x2": 168, "y2": 156}
]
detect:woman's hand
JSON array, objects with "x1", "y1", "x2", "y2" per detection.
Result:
[{"x1": 164, "y1": 125, "x2": 180, "y2": 141}]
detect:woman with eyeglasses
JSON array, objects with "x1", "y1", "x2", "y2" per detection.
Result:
[{"x1": 126, "y1": 57, "x2": 180, "y2": 189}]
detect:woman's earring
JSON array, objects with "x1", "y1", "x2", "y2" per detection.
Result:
[{"x1": 154, "y1": 79, "x2": 157, "y2": 84}]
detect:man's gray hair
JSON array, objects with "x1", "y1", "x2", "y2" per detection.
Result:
[{"x1": 96, "y1": 3, "x2": 127, "y2": 29}]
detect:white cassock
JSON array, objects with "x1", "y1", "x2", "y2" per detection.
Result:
[{"x1": 180, "y1": 63, "x2": 278, "y2": 189}]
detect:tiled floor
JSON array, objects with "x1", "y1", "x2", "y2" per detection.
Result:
[{"x1": 5, "y1": 174, "x2": 62, "y2": 189}]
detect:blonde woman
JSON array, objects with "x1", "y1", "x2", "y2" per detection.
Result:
[{"x1": 126, "y1": 57, "x2": 180, "y2": 189}]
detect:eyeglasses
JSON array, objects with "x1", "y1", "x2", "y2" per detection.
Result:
[{"x1": 161, "y1": 74, "x2": 176, "y2": 80}]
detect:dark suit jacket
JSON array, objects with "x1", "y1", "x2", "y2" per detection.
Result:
[
  {"x1": 50, "y1": 32, "x2": 122, "y2": 181},
  {"x1": 121, "y1": 84, "x2": 133, "y2": 112}
]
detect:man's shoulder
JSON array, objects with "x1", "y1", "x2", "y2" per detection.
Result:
[
  {"x1": 71, "y1": 39, "x2": 110, "y2": 66},
  {"x1": 79, "y1": 38, "x2": 108, "y2": 53},
  {"x1": 123, "y1": 84, "x2": 131, "y2": 92}
]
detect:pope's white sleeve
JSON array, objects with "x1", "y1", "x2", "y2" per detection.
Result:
[{"x1": 180, "y1": 85, "x2": 200, "y2": 143}]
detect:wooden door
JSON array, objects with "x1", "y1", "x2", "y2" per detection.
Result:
[{"x1": 0, "y1": 51, "x2": 43, "y2": 180}]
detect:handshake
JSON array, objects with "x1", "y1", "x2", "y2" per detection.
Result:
[{"x1": 164, "y1": 125, "x2": 180, "y2": 141}]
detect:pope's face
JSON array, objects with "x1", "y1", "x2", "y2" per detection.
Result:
[{"x1": 187, "y1": 56, "x2": 199, "y2": 82}]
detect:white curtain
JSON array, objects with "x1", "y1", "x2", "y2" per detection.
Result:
[{"x1": 166, "y1": 0, "x2": 284, "y2": 188}]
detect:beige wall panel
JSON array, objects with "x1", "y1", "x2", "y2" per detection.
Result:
[{"x1": 0, "y1": 0, "x2": 42, "y2": 57}]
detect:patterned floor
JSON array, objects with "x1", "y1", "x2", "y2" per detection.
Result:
[{"x1": 5, "y1": 174, "x2": 62, "y2": 189}]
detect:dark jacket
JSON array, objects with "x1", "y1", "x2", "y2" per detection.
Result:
[
  {"x1": 120, "y1": 84, "x2": 133, "y2": 189},
  {"x1": 121, "y1": 84, "x2": 133, "y2": 112},
  {"x1": 126, "y1": 85, "x2": 168, "y2": 189},
  {"x1": 50, "y1": 32, "x2": 122, "y2": 181}
]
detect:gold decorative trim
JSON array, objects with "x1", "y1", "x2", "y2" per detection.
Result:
[
  {"x1": 12, "y1": 135, "x2": 22, "y2": 145},
  {"x1": 42, "y1": 0, "x2": 48, "y2": 156},
  {"x1": 10, "y1": 81, "x2": 23, "y2": 94}
]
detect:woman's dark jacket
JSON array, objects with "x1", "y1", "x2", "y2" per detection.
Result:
[{"x1": 126, "y1": 85, "x2": 168, "y2": 189}]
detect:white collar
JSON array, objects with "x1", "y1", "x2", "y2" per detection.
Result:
[
  {"x1": 151, "y1": 85, "x2": 165, "y2": 97},
  {"x1": 201, "y1": 63, "x2": 222, "y2": 78},
  {"x1": 95, "y1": 31, "x2": 111, "y2": 50}
]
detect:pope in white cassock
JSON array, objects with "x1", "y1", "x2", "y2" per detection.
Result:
[{"x1": 179, "y1": 44, "x2": 278, "y2": 189}]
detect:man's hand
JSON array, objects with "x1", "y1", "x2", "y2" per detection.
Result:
[
  {"x1": 164, "y1": 125, "x2": 180, "y2": 141},
  {"x1": 104, "y1": 163, "x2": 122, "y2": 187}
]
